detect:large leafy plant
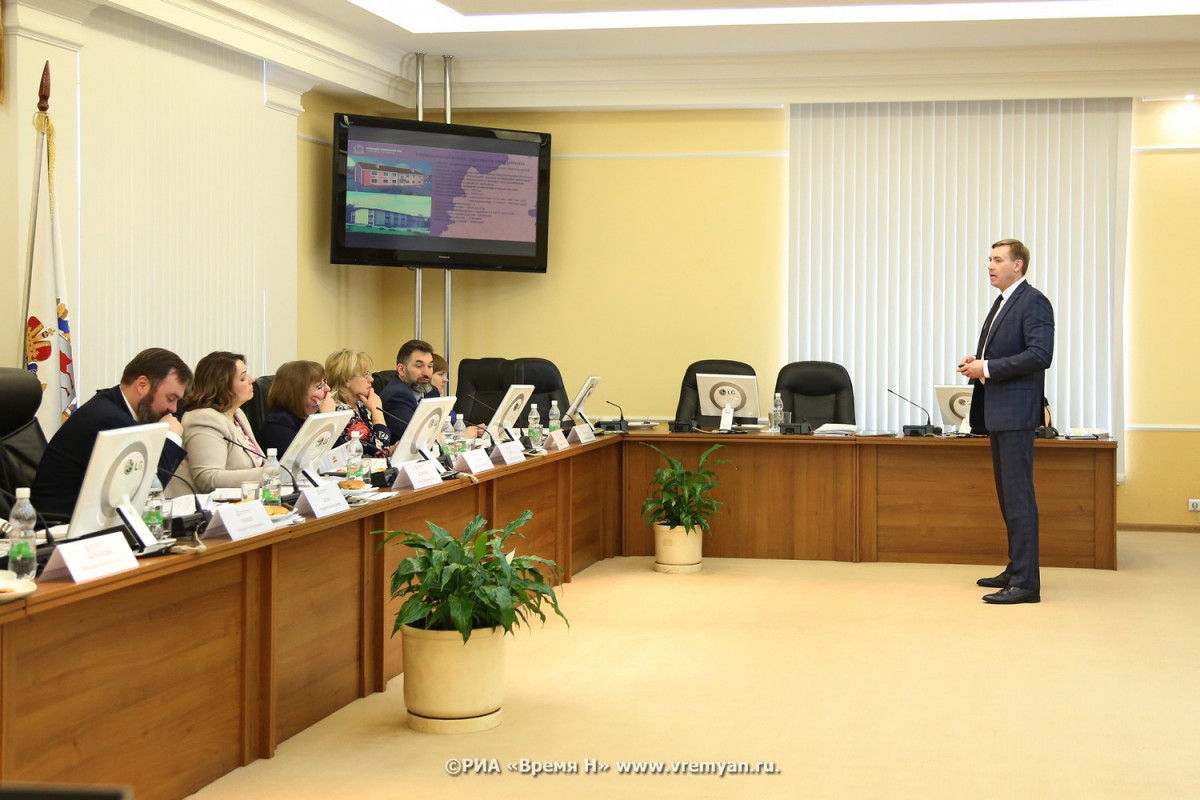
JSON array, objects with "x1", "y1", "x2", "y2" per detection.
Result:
[
  {"x1": 639, "y1": 442, "x2": 727, "y2": 535},
  {"x1": 380, "y1": 510, "x2": 567, "y2": 643}
]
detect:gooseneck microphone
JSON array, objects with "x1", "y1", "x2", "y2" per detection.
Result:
[
  {"x1": 599, "y1": 400, "x2": 630, "y2": 433},
  {"x1": 887, "y1": 388, "x2": 942, "y2": 437},
  {"x1": 221, "y1": 436, "x2": 299, "y2": 491}
]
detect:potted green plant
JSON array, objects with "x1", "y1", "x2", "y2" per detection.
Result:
[
  {"x1": 639, "y1": 442, "x2": 727, "y2": 573},
  {"x1": 379, "y1": 509, "x2": 567, "y2": 733}
]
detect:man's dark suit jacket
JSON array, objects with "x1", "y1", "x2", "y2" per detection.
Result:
[
  {"x1": 971, "y1": 281, "x2": 1055, "y2": 432},
  {"x1": 32, "y1": 386, "x2": 186, "y2": 518},
  {"x1": 380, "y1": 380, "x2": 440, "y2": 442}
]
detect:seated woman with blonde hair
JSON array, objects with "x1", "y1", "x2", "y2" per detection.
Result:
[
  {"x1": 259, "y1": 360, "x2": 336, "y2": 454},
  {"x1": 325, "y1": 349, "x2": 392, "y2": 456},
  {"x1": 178, "y1": 351, "x2": 265, "y2": 493}
]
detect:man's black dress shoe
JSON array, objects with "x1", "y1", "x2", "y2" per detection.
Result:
[
  {"x1": 976, "y1": 570, "x2": 1012, "y2": 588},
  {"x1": 982, "y1": 586, "x2": 1040, "y2": 604}
]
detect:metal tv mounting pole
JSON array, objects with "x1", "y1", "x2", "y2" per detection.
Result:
[
  {"x1": 443, "y1": 55, "x2": 454, "y2": 395},
  {"x1": 413, "y1": 53, "x2": 425, "y2": 340}
]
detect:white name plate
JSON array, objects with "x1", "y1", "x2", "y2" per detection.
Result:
[
  {"x1": 567, "y1": 424, "x2": 597, "y2": 444},
  {"x1": 295, "y1": 484, "x2": 350, "y2": 518},
  {"x1": 454, "y1": 448, "x2": 495, "y2": 475},
  {"x1": 394, "y1": 459, "x2": 443, "y2": 490},
  {"x1": 40, "y1": 532, "x2": 139, "y2": 584},
  {"x1": 203, "y1": 500, "x2": 274, "y2": 540},
  {"x1": 491, "y1": 440, "x2": 526, "y2": 465},
  {"x1": 545, "y1": 430, "x2": 571, "y2": 451}
]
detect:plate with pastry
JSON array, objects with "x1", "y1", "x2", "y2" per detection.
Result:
[
  {"x1": 337, "y1": 478, "x2": 373, "y2": 496},
  {"x1": 263, "y1": 504, "x2": 301, "y2": 524},
  {"x1": 0, "y1": 577, "x2": 38, "y2": 604}
]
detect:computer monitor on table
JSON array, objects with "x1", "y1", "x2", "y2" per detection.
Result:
[
  {"x1": 935, "y1": 384, "x2": 973, "y2": 433},
  {"x1": 564, "y1": 375, "x2": 601, "y2": 429},
  {"x1": 67, "y1": 422, "x2": 167, "y2": 546},
  {"x1": 696, "y1": 373, "x2": 760, "y2": 431},
  {"x1": 487, "y1": 384, "x2": 535, "y2": 443},
  {"x1": 390, "y1": 396, "x2": 457, "y2": 467},
  {"x1": 279, "y1": 409, "x2": 354, "y2": 486}
]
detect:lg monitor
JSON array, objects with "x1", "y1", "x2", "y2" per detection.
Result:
[
  {"x1": 564, "y1": 375, "x2": 601, "y2": 429},
  {"x1": 67, "y1": 423, "x2": 168, "y2": 543},
  {"x1": 279, "y1": 409, "x2": 354, "y2": 486},
  {"x1": 390, "y1": 396, "x2": 457, "y2": 467},
  {"x1": 486, "y1": 384, "x2": 535, "y2": 443},
  {"x1": 696, "y1": 373, "x2": 761, "y2": 430},
  {"x1": 935, "y1": 384, "x2": 973, "y2": 432}
]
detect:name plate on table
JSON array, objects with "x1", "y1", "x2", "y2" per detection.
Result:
[
  {"x1": 203, "y1": 500, "x2": 274, "y2": 540},
  {"x1": 491, "y1": 440, "x2": 526, "y2": 465},
  {"x1": 454, "y1": 448, "x2": 495, "y2": 475},
  {"x1": 295, "y1": 484, "x2": 350, "y2": 518},
  {"x1": 544, "y1": 430, "x2": 570, "y2": 451},
  {"x1": 394, "y1": 459, "x2": 443, "y2": 490},
  {"x1": 41, "y1": 532, "x2": 139, "y2": 583},
  {"x1": 567, "y1": 424, "x2": 596, "y2": 444}
]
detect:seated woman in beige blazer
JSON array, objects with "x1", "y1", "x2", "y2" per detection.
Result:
[{"x1": 178, "y1": 351, "x2": 265, "y2": 493}]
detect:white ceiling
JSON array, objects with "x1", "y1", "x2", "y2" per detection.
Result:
[{"x1": 279, "y1": 0, "x2": 1200, "y2": 61}]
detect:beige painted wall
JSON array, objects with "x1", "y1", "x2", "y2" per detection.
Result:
[
  {"x1": 296, "y1": 96, "x2": 1200, "y2": 528},
  {"x1": 1119, "y1": 99, "x2": 1200, "y2": 527}
]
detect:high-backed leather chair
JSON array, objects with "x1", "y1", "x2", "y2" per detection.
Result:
[
  {"x1": 673, "y1": 359, "x2": 756, "y2": 429},
  {"x1": 371, "y1": 369, "x2": 397, "y2": 396},
  {"x1": 0, "y1": 367, "x2": 50, "y2": 501},
  {"x1": 241, "y1": 373, "x2": 275, "y2": 444},
  {"x1": 453, "y1": 358, "x2": 512, "y2": 427},
  {"x1": 508, "y1": 357, "x2": 571, "y2": 428},
  {"x1": 774, "y1": 361, "x2": 856, "y2": 428}
]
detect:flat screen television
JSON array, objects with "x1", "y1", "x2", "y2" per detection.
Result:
[{"x1": 331, "y1": 114, "x2": 552, "y2": 273}]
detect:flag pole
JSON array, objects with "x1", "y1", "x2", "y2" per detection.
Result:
[{"x1": 18, "y1": 61, "x2": 51, "y2": 367}]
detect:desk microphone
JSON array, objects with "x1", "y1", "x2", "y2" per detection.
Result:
[
  {"x1": 599, "y1": 400, "x2": 630, "y2": 433},
  {"x1": 221, "y1": 436, "x2": 299, "y2": 491},
  {"x1": 887, "y1": 388, "x2": 942, "y2": 436}
]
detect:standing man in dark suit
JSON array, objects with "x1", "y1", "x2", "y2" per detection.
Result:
[
  {"x1": 32, "y1": 348, "x2": 192, "y2": 518},
  {"x1": 380, "y1": 339, "x2": 440, "y2": 441},
  {"x1": 957, "y1": 239, "x2": 1055, "y2": 605}
]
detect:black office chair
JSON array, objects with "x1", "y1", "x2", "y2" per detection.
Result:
[
  {"x1": 240, "y1": 373, "x2": 275, "y2": 444},
  {"x1": 371, "y1": 369, "x2": 397, "y2": 396},
  {"x1": 508, "y1": 357, "x2": 571, "y2": 428},
  {"x1": 774, "y1": 361, "x2": 856, "y2": 429},
  {"x1": 673, "y1": 359, "x2": 756, "y2": 429},
  {"x1": 0, "y1": 367, "x2": 50, "y2": 500},
  {"x1": 453, "y1": 357, "x2": 512, "y2": 427}
]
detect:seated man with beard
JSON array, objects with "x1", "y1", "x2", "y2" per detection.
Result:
[
  {"x1": 380, "y1": 339, "x2": 440, "y2": 441},
  {"x1": 32, "y1": 347, "x2": 192, "y2": 518}
]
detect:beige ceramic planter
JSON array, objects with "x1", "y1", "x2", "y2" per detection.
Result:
[
  {"x1": 653, "y1": 522, "x2": 703, "y2": 573},
  {"x1": 401, "y1": 624, "x2": 505, "y2": 733}
]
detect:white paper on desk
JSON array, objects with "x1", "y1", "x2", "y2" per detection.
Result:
[
  {"x1": 813, "y1": 423, "x2": 858, "y2": 436},
  {"x1": 544, "y1": 430, "x2": 570, "y2": 451},
  {"x1": 40, "y1": 532, "x2": 139, "y2": 583},
  {"x1": 394, "y1": 459, "x2": 443, "y2": 489},
  {"x1": 295, "y1": 484, "x2": 350, "y2": 518},
  {"x1": 203, "y1": 500, "x2": 274, "y2": 540}
]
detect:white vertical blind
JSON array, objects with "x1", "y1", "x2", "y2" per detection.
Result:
[
  {"x1": 76, "y1": 7, "x2": 299, "y2": 393},
  {"x1": 788, "y1": 99, "x2": 1129, "y2": 450}
]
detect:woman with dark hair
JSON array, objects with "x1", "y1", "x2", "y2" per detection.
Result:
[
  {"x1": 178, "y1": 351, "x2": 265, "y2": 493},
  {"x1": 325, "y1": 349, "x2": 391, "y2": 456},
  {"x1": 259, "y1": 360, "x2": 336, "y2": 454}
]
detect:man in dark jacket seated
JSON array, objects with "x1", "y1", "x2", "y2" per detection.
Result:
[{"x1": 32, "y1": 348, "x2": 192, "y2": 518}]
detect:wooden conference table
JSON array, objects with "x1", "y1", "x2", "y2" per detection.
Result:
[{"x1": 0, "y1": 428, "x2": 1114, "y2": 798}]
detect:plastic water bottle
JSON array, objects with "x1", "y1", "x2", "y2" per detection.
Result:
[
  {"x1": 142, "y1": 475, "x2": 165, "y2": 541},
  {"x1": 262, "y1": 448, "x2": 282, "y2": 505},
  {"x1": 6, "y1": 488, "x2": 38, "y2": 582},
  {"x1": 453, "y1": 416, "x2": 467, "y2": 454},
  {"x1": 527, "y1": 403, "x2": 543, "y2": 448},
  {"x1": 441, "y1": 418, "x2": 457, "y2": 459},
  {"x1": 346, "y1": 430, "x2": 365, "y2": 479},
  {"x1": 548, "y1": 400, "x2": 561, "y2": 434},
  {"x1": 771, "y1": 392, "x2": 785, "y2": 432}
]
